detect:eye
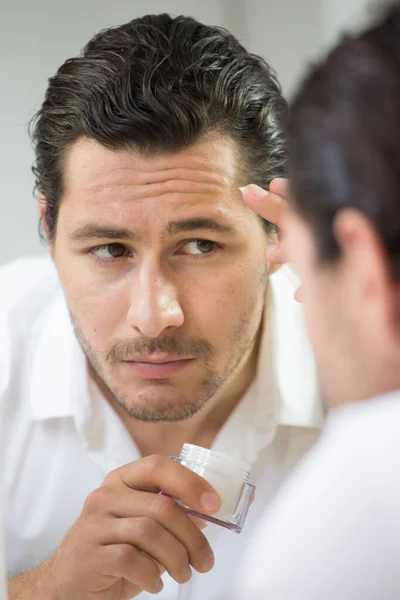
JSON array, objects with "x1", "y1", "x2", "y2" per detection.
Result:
[
  {"x1": 91, "y1": 243, "x2": 131, "y2": 261},
  {"x1": 180, "y1": 240, "x2": 220, "y2": 256}
]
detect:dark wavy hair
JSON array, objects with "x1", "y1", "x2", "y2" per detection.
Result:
[
  {"x1": 289, "y1": 3, "x2": 400, "y2": 278},
  {"x1": 31, "y1": 13, "x2": 288, "y2": 240}
]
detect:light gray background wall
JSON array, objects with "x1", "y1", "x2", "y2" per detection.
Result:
[{"x1": 0, "y1": 0, "x2": 375, "y2": 265}]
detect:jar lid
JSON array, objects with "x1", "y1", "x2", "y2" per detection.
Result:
[{"x1": 180, "y1": 443, "x2": 251, "y2": 478}]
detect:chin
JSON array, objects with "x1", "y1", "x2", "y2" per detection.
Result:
[
  {"x1": 113, "y1": 387, "x2": 207, "y2": 423},
  {"x1": 123, "y1": 401, "x2": 205, "y2": 423}
]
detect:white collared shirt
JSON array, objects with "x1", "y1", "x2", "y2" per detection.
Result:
[
  {"x1": 234, "y1": 391, "x2": 400, "y2": 600},
  {"x1": 0, "y1": 256, "x2": 321, "y2": 600}
]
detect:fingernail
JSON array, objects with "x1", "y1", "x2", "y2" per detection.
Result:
[
  {"x1": 248, "y1": 184, "x2": 268, "y2": 197},
  {"x1": 182, "y1": 564, "x2": 192, "y2": 581},
  {"x1": 201, "y1": 547, "x2": 215, "y2": 572},
  {"x1": 201, "y1": 491, "x2": 219, "y2": 512},
  {"x1": 239, "y1": 186, "x2": 246, "y2": 193}
]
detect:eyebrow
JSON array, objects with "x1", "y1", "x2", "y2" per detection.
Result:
[
  {"x1": 166, "y1": 217, "x2": 236, "y2": 236},
  {"x1": 70, "y1": 226, "x2": 135, "y2": 242},
  {"x1": 70, "y1": 217, "x2": 236, "y2": 243}
]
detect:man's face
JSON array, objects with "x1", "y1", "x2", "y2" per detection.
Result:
[{"x1": 49, "y1": 136, "x2": 268, "y2": 422}]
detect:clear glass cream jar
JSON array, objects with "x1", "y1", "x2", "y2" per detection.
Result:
[{"x1": 173, "y1": 443, "x2": 255, "y2": 533}]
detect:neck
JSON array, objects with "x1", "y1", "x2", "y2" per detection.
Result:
[
  {"x1": 99, "y1": 329, "x2": 261, "y2": 458},
  {"x1": 331, "y1": 377, "x2": 400, "y2": 409},
  {"x1": 327, "y1": 341, "x2": 400, "y2": 409}
]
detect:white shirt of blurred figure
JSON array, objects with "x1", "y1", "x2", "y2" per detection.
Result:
[{"x1": 234, "y1": 391, "x2": 400, "y2": 600}]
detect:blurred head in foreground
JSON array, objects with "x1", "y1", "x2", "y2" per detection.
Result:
[{"x1": 287, "y1": 3, "x2": 400, "y2": 406}]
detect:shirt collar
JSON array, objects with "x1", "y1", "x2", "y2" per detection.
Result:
[
  {"x1": 271, "y1": 266, "x2": 322, "y2": 428},
  {"x1": 28, "y1": 289, "x2": 89, "y2": 421}
]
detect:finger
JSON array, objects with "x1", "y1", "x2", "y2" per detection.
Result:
[
  {"x1": 241, "y1": 185, "x2": 286, "y2": 228},
  {"x1": 265, "y1": 243, "x2": 287, "y2": 264},
  {"x1": 88, "y1": 489, "x2": 214, "y2": 573},
  {"x1": 269, "y1": 177, "x2": 289, "y2": 198},
  {"x1": 100, "y1": 517, "x2": 197, "y2": 583},
  {"x1": 189, "y1": 515, "x2": 208, "y2": 529},
  {"x1": 107, "y1": 455, "x2": 221, "y2": 515},
  {"x1": 99, "y1": 543, "x2": 164, "y2": 595}
]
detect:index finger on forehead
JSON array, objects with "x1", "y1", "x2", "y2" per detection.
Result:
[{"x1": 115, "y1": 455, "x2": 221, "y2": 514}]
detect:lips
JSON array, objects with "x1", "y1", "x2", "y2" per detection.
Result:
[{"x1": 123, "y1": 355, "x2": 195, "y2": 378}]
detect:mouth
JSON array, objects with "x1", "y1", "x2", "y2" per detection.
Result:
[{"x1": 123, "y1": 355, "x2": 195, "y2": 379}]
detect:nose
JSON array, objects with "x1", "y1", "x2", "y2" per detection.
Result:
[{"x1": 126, "y1": 263, "x2": 184, "y2": 338}]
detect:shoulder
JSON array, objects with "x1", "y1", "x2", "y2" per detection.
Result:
[
  {"x1": 0, "y1": 256, "x2": 60, "y2": 394},
  {"x1": 265, "y1": 398, "x2": 400, "y2": 526},
  {"x1": 236, "y1": 399, "x2": 400, "y2": 598},
  {"x1": 0, "y1": 255, "x2": 58, "y2": 310},
  {"x1": 325, "y1": 394, "x2": 400, "y2": 476}
]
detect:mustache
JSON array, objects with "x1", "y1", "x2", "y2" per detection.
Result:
[{"x1": 106, "y1": 335, "x2": 214, "y2": 364}]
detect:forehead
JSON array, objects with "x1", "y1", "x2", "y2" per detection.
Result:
[{"x1": 62, "y1": 136, "x2": 242, "y2": 213}]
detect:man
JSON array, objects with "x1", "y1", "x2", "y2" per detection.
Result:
[
  {"x1": 236, "y1": 4, "x2": 400, "y2": 598},
  {"x1": 1, "y1": 13, "x2": 321, "y2": 600}
]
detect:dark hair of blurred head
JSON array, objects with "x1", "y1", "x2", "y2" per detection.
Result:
[{"x1": 289, "y1": 2, "x2": 400, "y2": 279}]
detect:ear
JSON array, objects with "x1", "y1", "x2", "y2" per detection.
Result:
[
  {"x1": 37, "y1": 193, "x2": 48, "y2": 234},
  {"x1": 37, "y1": 194, "x2": 54, "y2": 256},
  {"x1": 333, "y1": 208, "x2": 397, "y2": 335}
]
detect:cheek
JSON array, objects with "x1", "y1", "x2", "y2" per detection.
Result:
[
  {"x1": 73, "y1": 285, "x2": 126, "y2": 335},
  {"x1": 56, "y1": 256, "x2": 130, "y2": 341},
  {"x1": 184, "y1": 260, "x2": 265, "y2": 342},
  {"x1": 302, "y1": 278, "x2": 338, "y2": 357}
]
